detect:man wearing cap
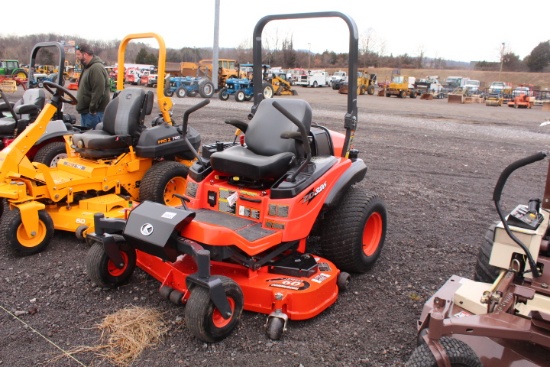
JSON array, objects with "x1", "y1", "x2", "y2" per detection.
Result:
[{"x1": 75, "y1": 43, "x2": 110, "y2": 129}]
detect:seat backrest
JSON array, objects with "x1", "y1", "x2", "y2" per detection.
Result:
[
  {"x1": 102, "y1": 88, "x2": 152, "y2": 138},
  {"x1": 245, "y1": 98, "x2": 312, "y2": 156},
  {"x1": 14, "y1": 88, "x2": 45, "y2": 120}
]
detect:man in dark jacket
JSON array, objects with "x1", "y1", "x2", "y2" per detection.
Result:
[{"x1": 75, "y1": 43, "x2": 110, "y2": 129}]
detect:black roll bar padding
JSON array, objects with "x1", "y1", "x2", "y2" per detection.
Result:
[
  {"x1": 251, "y1": 12, "x2": 358, "y2": 157},
  {"x1": 181, "y1": 99, "x2": 211, "y2": 166}
]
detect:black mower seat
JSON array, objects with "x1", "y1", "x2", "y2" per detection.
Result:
[
  {"x1": 72, "y1": 88, "x2": 153, "y2": 159},
  {"x1": 0, "y1": 89, "x2": 45, "y2": 134},
  {"x1": 210, "y1": 98, "x2": 312, "y2": 181}
]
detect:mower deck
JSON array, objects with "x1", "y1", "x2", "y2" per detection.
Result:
[{"x1": 137, "y1": 249, "x2": 340, "y2": 320}]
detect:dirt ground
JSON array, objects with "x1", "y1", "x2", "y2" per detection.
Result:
[{"x1": 1, "y1": 85, "x2": 550, "y2": 367}]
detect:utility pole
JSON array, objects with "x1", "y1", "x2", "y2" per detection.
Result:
[
  {"x1": 308, "y1": 43, "x2": 311, "y2": 69},
  {"x1": 498, "y1": 42, "x2": 505, "y2": 81}
]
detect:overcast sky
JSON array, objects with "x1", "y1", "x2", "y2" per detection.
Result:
[{"x1": 2, "y1": 0, "x2": 548, "y2": 63}]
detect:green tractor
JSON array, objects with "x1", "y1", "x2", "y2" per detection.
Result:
[{"x1": 0, "y1": 59, "x2": 28, "y2": 80}]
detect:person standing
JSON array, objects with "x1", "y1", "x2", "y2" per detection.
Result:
[{"x1": 75, "y1": 43, "x2": 110, "y2": 129}]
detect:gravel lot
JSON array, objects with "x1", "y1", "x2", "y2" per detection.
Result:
[{"x1": 1, "y1": 85, "x2": 550, "y2": 366}]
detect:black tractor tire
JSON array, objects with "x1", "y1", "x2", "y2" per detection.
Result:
[
  {"x1": 367, "y1": 85, "x2": 375, "y2": 95},
  {"x1": 164, "y1": 87, "x2": 174, "y2": 97},
  {"x1": 86, "y1": 241, "x2": 136, "y2": 288},
  {"x1": 405, "y1": 336, "x2": 482, "y2": 367},
  {"x1": 1, "y1": 208, "x2": 54, "y2": 256},
  {"x1": 262, "y1": 82, "x2": 274, "y2": 99},
  {"x1": 33, "y1": 141, "x2": 67, "y2": 167},
  {"x1": 473, "y1": 223, "x2": 501, "y2": 282},
  {"x1": 320, "y1": 187, "x2": 387, "y2": 273},
  {"x1": 359, "y1": 86, "x2": 366, "y2": 95},
  {"x1": 410, "y1": 91, "x2": 417, "y2": 98},
  {"x1": 199, "y1": 80, "x2": 215, "y2": 98},
  {"x1": 219, "y1": 88, "x2": 229, "y2": 101},
  {"x1": 176, "y1": 87, "x2": 187, "y2": 98},
  {"x1": 399, "y1": 90, "x2": 406, "y2": 98},
  {"x1": 185, "y1": 276, "x2": 243, "y2": 343},
  {"x1": 139, "y1": 161, "x2": 189, "y2": 206},
  {"x1": 187, "y1": 89, "x2": 198, "y2": 97}
]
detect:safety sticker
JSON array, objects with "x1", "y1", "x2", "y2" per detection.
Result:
[
  {"x1": 311, "y1": 273, "x2": 330, "y2": 284},
  {"x1": 267, "y1": 278, "x2": 310, "y2": 291},
  {"x1": 161, "y1": 212, "x2": 177, "y2": 219}
]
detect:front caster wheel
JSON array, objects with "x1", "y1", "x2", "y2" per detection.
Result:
[
  {"x1": 0, "y1": 208, "x2": 54, "y2": 256},
  {"x1": 266, "y1": 317, "x2": 285, "y2": 340},
  {"x1": 185, "y1": 276, "x2": 243, "y2": 342},
  {"x1": 86, "y1": 241, "x2": 136, "y2": 288}
]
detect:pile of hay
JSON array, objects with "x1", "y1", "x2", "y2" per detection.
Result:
[
  {"x1": 96, "y1": 306, "x2": 168, "y2": 366},
  {"x1": 60, "y1": 306, "x2": 168, "y2": 367}
]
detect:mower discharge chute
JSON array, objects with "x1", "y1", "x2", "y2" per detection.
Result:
[
  {"x1": 85, "y1": 12, "x2": 387, "y2": 343},
  {"x1": 0, "y1": 33, "x2": 202, "y2": 256},
  {"x1": 406, "y1": 152, "x2": 550, "y2": 367}
]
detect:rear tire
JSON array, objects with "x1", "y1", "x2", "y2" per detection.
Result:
[
  {"x1": 199, "y1": 80, "x2": 215, "y2": 98},
  {"x1": 33, "y1": 141, "x2": 67, "y2": 167},
  {"x1": 405, "y1": 336, "x2": 482, "y2": 367},
  {"x1": 235, "y1": 90, "x2": 245, "y2": 102},
  {"x1": 139, "y1": 161, "x2": 189, "y2": 206},
  {"x1": 262, "y1": 82, "x2": 274, "y2": 99},
  {"x1": 473, "y1": 223, "x2": 501, "y2": 282},
  {"x1": 185, "y1": 276, "x2": 243, "y2": 342},
  {"x1": 320, "y1": 187, "x2": 387, "y2": 273}
]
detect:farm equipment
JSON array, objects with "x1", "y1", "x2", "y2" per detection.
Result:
[
  {"x1": 218, "y1": 76, "x2": 274, "y2": 102},
  {"x1": 339, "y1": 69, "x2": 376, "y2": 95},
  {"x1": 84, "y1": 11, "x2": 387, "y2": 343},
  {"x1": 415, "y1": 76, "x2": 444, "y2": 100},
  {"x1": 0, "y1": 59, "x2": 28, "y2": 88},
  {"x1": 0, "y1": 33, "x2": 203, "y2": 257},
  {"x1": 507, "y1": 93, "x2": 534, "y2": 109},
  {"x1": 164, "y1": 76, "x2": 215, "y2": 98},
  {"x1": 269, "y1": 70, "x2": 298, "y2": 96},
  {"x1": 0, "y1": 42, "x2": 79, "y2": 167},
  {"x1": 406, "y1": 152, "x2": 550, "y2": 367},
  {"x1": 485, "y1": 93, "x2": 503, "y2": 107},
  {"x1": 386, "y1": 72, "x2": 418, "y2": 98}
]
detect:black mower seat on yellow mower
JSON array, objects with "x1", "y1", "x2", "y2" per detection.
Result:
[
  {"x1": 210, "y1": 98, "x2": 312, "y2": 181},
  {"x1": 72, "y1": 88, "x2": 153, "y2": 159},
  {"x1": 0, "y1": 88, "x2": 45, "y2": 134}
]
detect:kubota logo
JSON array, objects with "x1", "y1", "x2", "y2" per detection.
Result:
[
  {"x1": 302, "y1": 181, "x2": 327, "y2": 205},
  {"x1": 140, "y1": 223, "x2": 154, "y2": 236}
]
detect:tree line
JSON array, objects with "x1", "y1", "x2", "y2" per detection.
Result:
[{"x1": 1, "y1": 33, "x2": 549, "y2": 73}]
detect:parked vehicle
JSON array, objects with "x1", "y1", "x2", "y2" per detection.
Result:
[
  {"x1": 164, "y1": 76, "x2": 215, "y2": 98},
  {"x1": 463, "y1": 79, "x2": 481, "y2": 95},
  {"x1": 286, "y1": 68, "x2": 307, "y2": 85},
  {"x1": 296, "y1": 70, "x2": 329, "y2": 87},
  {"x1": 330, "y1": 70, "x2": 347, "y2": 89},
  {"x1": 386, "y1": 73, "x2": 418, "y2": 98},
  {"x1": 414, "y1": 76, "x2": 444, "y2": 99}
]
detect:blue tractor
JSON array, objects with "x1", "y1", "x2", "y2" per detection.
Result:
[
  {"x1": 164, "y1": 76, "x2": 215, "y2": 98},
  {"x1": 218, "y1": 63, "x2": 274, "y2": 102}
]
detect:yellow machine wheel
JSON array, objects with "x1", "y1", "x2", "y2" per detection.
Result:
[
  {"x1": 0, "y1": 208, "x2": 54, "y2": 256},
  {"x1": 139, "y1": 161, "x2": 189, "y2": 206}
]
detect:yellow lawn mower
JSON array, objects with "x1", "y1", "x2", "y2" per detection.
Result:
[{"x1": 0, "y1": 33, "x2": 203, "y2": 256}]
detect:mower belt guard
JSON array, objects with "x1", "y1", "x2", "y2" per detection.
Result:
[{"x1": 124, "y1": 201, "x2": 195, "y2": 262}]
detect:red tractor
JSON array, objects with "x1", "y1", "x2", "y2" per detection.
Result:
[{"x1": 85, "y1": 12, "x2": 387, "y2": 342}]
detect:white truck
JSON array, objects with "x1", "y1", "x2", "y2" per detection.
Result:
[
  {"x1": 330, "y1": 70, "x2": 347, "y2": 89},
  {"x1": 296, "y1": 70, "x2": 329, "y2": 87}
]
